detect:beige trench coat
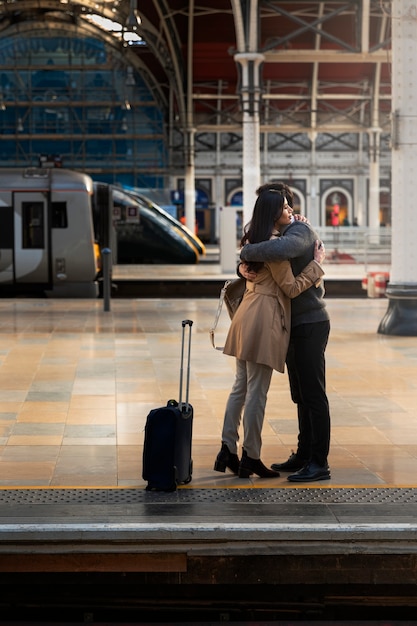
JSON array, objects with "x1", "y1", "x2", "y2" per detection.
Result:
[{"x1": 223, "y1": 259, "x2": 324, "y2": 373}]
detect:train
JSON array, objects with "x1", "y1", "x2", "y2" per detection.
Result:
[
  {"x1": 120, "y1": 186, "x2": 206, "y2": 259},
  {"x1": 105, "y1": 185, "x2": 205, "y2": 264},
  {"x1": 0, "y1": 168, "x2": 205, "y2": 297},
  {"x1": 0, "y1": 167, "x2": 100, "y2": 297}
]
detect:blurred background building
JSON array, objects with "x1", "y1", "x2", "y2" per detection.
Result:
[{"x1": 0, "y1": 1, "x2": 393, "y2": 238}]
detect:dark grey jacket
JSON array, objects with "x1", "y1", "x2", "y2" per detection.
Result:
[{"x1": 240, "y1": 220, "x2": 329, "y2": 328}]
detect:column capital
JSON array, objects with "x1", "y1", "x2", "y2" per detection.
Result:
[{"x1": 233, "y1": 52, "x2": 265, "y2": 66}]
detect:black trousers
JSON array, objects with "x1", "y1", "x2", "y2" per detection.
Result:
[{"x1": 286, "y1": 320, "x2": 331, "y2": 467}]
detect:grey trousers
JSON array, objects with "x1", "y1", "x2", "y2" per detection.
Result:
[{"x1": 221, "y1": 358, "x2": 273, "y2": 459}]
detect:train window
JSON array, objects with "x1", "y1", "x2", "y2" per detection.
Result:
[
  {"x1": 51, "y1": 202, "x2": 68, "y2": 228},
  {"x1": 22, "y1": 202, "x2": 44, "y2": 249}
]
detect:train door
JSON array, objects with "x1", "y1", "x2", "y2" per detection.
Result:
[{"x1": 14, "y1": 192, "x2": 51, "y2": 286}]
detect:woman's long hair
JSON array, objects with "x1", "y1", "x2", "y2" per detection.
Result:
[{"x1": 240, "y1": 188, "x2": 285, "y2": 272}]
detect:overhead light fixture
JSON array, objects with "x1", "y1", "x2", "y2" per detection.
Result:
[{"x1": 126, "y1": 0, "x2": 140, "y2": 29}]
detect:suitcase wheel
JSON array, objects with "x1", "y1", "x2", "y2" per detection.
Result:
[
  {"x1": 145, "y1": 482, "x2": 176, "y2": 492},
  {"x1": 180, "y1": 459, "x2": 193, "y2": 484},
  {"x1": 145, "y1": 468, "x2": 177, "y2": 492}
]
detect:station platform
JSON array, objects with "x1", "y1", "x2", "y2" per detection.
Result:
[
  {"x1": 110, "y1": 246, "x2": 390, "y2": 298},
  {"x1": 1, "y1": 279, "x2": 417, "y2": 620}
]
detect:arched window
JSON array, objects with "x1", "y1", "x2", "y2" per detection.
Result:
[
  {"x1": 324, "y1": 190, "x2": 350, "y2": 226},
  {"x1": 0, "y1": 34, "x2": 167, "y2": 188}
]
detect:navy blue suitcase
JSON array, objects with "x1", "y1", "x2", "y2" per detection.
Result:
[{"x1": 142, "y1": 320, "x2": 193, "y2": 491}]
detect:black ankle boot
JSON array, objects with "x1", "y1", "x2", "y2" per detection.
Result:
[
  {"x1": 214, "y1": 443, "x2": 240, "y2": 475},
  {"x1": 238, "y1": 450, "x2": 280, "y2": 478}
]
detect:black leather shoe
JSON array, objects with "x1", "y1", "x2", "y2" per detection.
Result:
[
  {"x1": 287, "y1": 461, "x2": 330, "y2": 482},
  {"x1": 238, "y1": 451, "x2": 280, "y2": 478},
  {"x1": 214, "y1": 443, "x2": 240, "y2": 475},
  {"x1": 271, "y1": 451, "x2": 306, "y2": 472}
]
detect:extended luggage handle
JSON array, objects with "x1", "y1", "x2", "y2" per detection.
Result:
[{"x1": 179, "y1": 319, "x2": 193, "y2": 412}]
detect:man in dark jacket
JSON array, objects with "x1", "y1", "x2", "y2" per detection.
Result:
[{"x1": 240, "y1": 182, "x2": 331, "y2": 482}]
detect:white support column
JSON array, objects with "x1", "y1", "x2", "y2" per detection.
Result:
[
  {"x1": 379, "y1": 0, "x2": 417, "y2": 335},
  {"x1": 219, "y1": 206, "x2": 238, "y2": 273},
  {"x1": 184, "y1": 128, "x2": 196, "y2": 233},
  {"x1": 309, "y1": 131, "x2": 319, "y2": 224},
  {"x1": 356, "y1": 131, "x2": 366, "y2": 227},
  {"x1": 214, "y1": 81, "x2": 225, "y2": 242},
  {"x1": 368, "y1": 128, "x2": 381, "y2": 234},
  {"x1": 242, "y1": 108, "x2": 260, "y2": 228},
  {"x1": 184, "y1": 0, "x2": 196, "y2": 235},
  {"x1": 234, "y1": 52, "x2": 264, "y2": 228},
  {"x1": 355, "y1": 175, "x2": 365, "y2": 227},
  {"x1": 309, "y1": 177, "x2": 319, "y2": 225}
]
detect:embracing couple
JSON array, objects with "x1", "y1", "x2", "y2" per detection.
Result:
[{"x1": 214, "y1": 182, "x2": 331, "y2": 483}]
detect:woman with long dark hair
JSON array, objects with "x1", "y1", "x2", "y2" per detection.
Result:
[{"x1": 214, "y1": 188, "x2": 325, "y2": 478}]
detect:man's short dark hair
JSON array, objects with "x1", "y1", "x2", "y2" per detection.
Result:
[{"x1": 256, "y1": 181, "x2": 294, "y2": 208}]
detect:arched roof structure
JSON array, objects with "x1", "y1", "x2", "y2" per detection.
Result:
[{"x1": 0, "y1": 0, "x2": 392, "y2": 138}]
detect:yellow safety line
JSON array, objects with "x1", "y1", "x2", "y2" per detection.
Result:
[{"x1": 0, "y1": 484, "x2": 416, "y2": 491}]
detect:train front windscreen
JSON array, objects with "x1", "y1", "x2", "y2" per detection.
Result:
[{"x1": 93, "y1": 183, "x2": 200, "y2": 264}]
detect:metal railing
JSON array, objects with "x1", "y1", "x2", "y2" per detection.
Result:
[{"x1": 315, "y1": 227, "x2": 391, "y2": 268}]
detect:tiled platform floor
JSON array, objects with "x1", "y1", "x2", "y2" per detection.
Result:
[{"x1": 0, "y1": 295, "x2": 416, "y2": 489}]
